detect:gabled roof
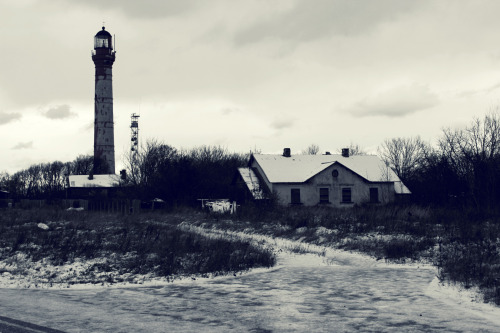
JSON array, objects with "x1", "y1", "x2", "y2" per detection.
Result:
[
  {"x1": 237, "y1": 167, "x2": 266, "y2": 199},
  {"x1": 68, "y1": 174, "x2": 120, "y2": 188},
  {"x1": 251, "y1": 153, "x2": 411, "y2": 194}
]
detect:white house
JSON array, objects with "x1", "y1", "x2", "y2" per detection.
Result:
[{"x1": 238, "y1": 148, "x2": 410, "y2": 207}]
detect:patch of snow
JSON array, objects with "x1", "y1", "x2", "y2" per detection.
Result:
[
  {"x1": 37, "y1": 223, "x2": 49, "y2": 230},
  {"x1": 68, "y1": 174, "x2": 119, "y2": 188},
  {"x1": 315, "y1": 227, "x2": 337, "y2": 236},
  {"x1": 2, "y1": 221, "x2": 500, "y2": 331},
  {"x1": 2, "y1": 224, "x2": 500, "y2": 332},
  {"x1": 66, "y1": 207, "x2": 84, "y2": 211},
  {"x1": 426, "y1": 277, "x2": 500, "y2": 326},
  {"x1": 237, "y1": 167, "x2": 265, "y2": 199}
]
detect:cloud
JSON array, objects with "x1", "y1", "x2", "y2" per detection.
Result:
[
  {"x1": 271, "y1": 118, "x2": 294, "y2": 130},
  {"x1": 42, "y1": 105, "x2": 77, "y2": 120},
  {"x1": 63, "y1": 0, "x2": 197, "y2": 19},
  {"x1": 12, "y1": 141, "x2": 33, "y2": 150},
  {"x1": 83, "y1": 122, "x2": 94, "y2": 132},
  {"x1": 234, "y1": 0, "x2": 419, "y2": 45},
  {"x1": 458, "y1": 82, "x2": 500, "y2": 98},
  {"x1": 348, "y1": 83, "x2": 439, "y2": 117},
  {"x1": 221, "y1": 107, "x2": 238, "y2": 115},
  {"x1": 0, "y1": 112, "x2": 22, "y2": 125}
]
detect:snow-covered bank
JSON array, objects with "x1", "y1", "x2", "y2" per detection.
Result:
[
  {"x1": 2, "y1": 220, "x2": 500, "y2": 330},
  {"x1": 0, "y1": 217, "x2": 274, "y2": 290},
  {"x1": 0, "y1": 223, "x2": 329, "y2": 290},
  {"x1": 181, "y1": 222, "x2": 500, "y2": 325},
  {"x1": 1, "y1": 224, "x2": 500, "y2": 332},
  {"x1": 426, "y1": 277, "x2": 500, "y2": 327}
]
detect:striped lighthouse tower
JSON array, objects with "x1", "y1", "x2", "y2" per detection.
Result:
[{"x1": 92, "y1": 26, "x2": 116, "y2": 174}]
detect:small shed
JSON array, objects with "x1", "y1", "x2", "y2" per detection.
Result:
[{"x1": 66, "y1": 174, "x2": 121, "y2": 199}]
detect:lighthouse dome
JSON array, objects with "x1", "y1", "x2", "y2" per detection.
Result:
[{"x1": 94, "y1": 27, "x2": 112, "y2": 49}]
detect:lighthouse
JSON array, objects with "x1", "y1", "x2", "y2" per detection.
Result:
[{"x1": 92, "y1": 26, "x2": 116, "y2": 174}]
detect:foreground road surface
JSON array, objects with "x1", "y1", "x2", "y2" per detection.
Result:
[
  {"x1": 0, "y1": 239, "x2": 499, "y2": 332},
  {"x1": 0, "y1": 315, "x2": 66, "y2": 333}
]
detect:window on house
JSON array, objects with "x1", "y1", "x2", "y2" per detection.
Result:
[
  {"x1": 341, "y1": 187, "x2": 352, "y2": 203},
  {"x1": 319, "y1": 188, "x2": 329, "y2": 203},
  {"x1": 291, "y1": 188, "x2": 301, "y2": 204},
  {"x1": 370, "y1": 188, "x2": 379, "y2": 203}
]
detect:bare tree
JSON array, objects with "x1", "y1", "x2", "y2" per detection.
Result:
[
  {"x1": 378, "y1": 136, "x2": 429, "y2": 182},
  {"x1": 39, "y1": 161, "x2": 66, "y2": 197},
  {"x1": 133, "y1": 139, "x2": 178, "y2": 187},
  {"x1": 69, "y1": 155, "x2": 94, "y2": 175},
  {"x1": 302, "y1": 144, "x2": 320, "y2": 155},
  {"x1": 338, "y1": 143, "x2": 367, "y2": 156},
  {"x1": 439, "y1": 112, "x2": 500, "y2": 208},
  {"x1": 189, "y1": 145, "x2": 229, "y2": 163},
  {"x1": 0, "y1": 171, "x2": 9, "y2": 190},
  {"x1": 440, "y1": 113, "x2": 500, "y2": 173}
]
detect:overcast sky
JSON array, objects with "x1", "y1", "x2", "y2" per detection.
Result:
[{"x1": 2, "y1": 0, "x2": 500, "y2": 173}]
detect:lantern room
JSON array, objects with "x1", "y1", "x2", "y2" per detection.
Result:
[{"x1": 94, "y1": 27, "x2": 113, "y2": 49}]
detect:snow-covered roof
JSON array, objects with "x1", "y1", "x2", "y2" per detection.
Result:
[
  {"x1": 251, "y1": 153, "x2": 411, "y2": 193},
  {"x1": 68, "y1": 174, "x2": 120, "y2": 188},
  {"x1": 394, "y1": 181, "x2": 411, "y2": 195},
  {"x1": 237, "y1": 167, "x2": 266, "y2": 199}
]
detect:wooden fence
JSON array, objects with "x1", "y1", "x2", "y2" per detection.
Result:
[
  {"x1": 18, "y1": 199, "x2": 141, "y2": 214},
  {"x1": 87, "y1": 199, "x2": 141, "y2": 214}
]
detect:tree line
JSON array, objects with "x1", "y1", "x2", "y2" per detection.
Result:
[
  {"x1": 1, "y1": 112, "x2": 499, "y2": 210},
  {"x1": 0, "y1": 155, "x2": 93, "y2": 201},
  {"x1": 123, "y1": 142, "x2": 248, "y2": 204},
  {"x1": 0, "y1": 145, "x2": 248, "y2": 205},
  {"x1": 299, "y1": 113, "x2": 500, "y2": 210},
  {"x1": 378, "y1": 112, "x2": 500, "y2": 210}
]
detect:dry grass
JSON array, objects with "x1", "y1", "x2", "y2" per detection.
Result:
[{"x1": 0, "y1": 209, "x2": 275, "y2": 286}]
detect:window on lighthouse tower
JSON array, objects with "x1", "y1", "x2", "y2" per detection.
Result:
[
  {"x1": 97, "y1": 38, "x2": 108, "y2": 48},
  {"x1": 95, "y1": 36, "x2": 109, "y2": 48}
]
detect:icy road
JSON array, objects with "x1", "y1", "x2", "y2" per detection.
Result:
[{"x1": 1, "y1": 233, "x2": 500, "y2": 332}]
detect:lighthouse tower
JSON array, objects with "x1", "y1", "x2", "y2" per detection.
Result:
[{"x1": 92, "y1": 26, "x2": 116, "y2": 174}]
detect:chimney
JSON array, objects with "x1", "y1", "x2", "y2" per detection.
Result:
[
  {"x1": 283, "y1": 148, "x2": 291, "y2": 157},
  {"x1": 341, "y1": 148, "x2": 349, "y2": 158}
]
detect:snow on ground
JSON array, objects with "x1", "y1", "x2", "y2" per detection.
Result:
[
  {"x1": 426, "y1": 277, "x2": 500, "y2": 327},
  {"x1": 1, "y1": 222, "x2": 500, "y2": 331},
  {"x1": 179, "y1": 222, "x2": 500, "y2": 326}
]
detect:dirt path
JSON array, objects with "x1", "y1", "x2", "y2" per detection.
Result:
[{"x1": 0, "y1": 229, "x2": 499, "y2": 332}]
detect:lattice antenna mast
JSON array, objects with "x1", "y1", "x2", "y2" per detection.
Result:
[{"x1": 130, "y1": 113, "x2": 140, "y2": 162}]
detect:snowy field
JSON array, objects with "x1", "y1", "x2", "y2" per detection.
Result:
[{"x1": 1, "y1": 227, "x2": 500, "y2": 332}]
